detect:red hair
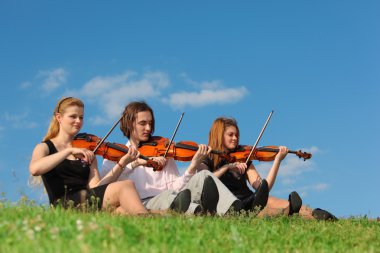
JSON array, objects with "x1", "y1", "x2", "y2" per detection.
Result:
[{"x1": 208, "y1": 117, "x2": 239, "y2": 171}]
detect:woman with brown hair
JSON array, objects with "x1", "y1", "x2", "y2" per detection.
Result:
[{"x1": 198, "y1": 117, "x2": 337, "y2": 220}]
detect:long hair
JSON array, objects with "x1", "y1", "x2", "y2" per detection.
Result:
[
  {"x1": 120, "y1": 101, "x2": 155, "y2": 139},
  {"x1": 30, "y1": 97, "x2": 84, "y2": 187},
  {"x1": 208, "y1": 117, "x2": 240, "y2": 171},
  {"x1": 43, "y1": 97, "x2": 84, "y2": 142}
]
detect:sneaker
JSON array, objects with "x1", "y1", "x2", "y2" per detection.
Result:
[
  {"x1": 170, "y1": 189, "x2": 191, "y2": 213},
  {"x1": 251, "y1": 179, "x2": 269, "y2": 212},
  {"x1": 288, "y1": 191, "x2": 302, "y2": 215},
  {"x1": 312, "y1": 208, "x2": 338, "y2": 221},
  {"x1": 200, "y1": 176, "x2": 219, "y2": 214}
]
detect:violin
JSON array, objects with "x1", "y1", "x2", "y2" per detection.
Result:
[
  {"x1": 138, "y1": 136, "x2": 229, "y2": 162},
  {"x1": 72, "y1": 133, "x2": 162, "y2": 171},
  {"x1": 226, "y1": 145, "x2": 312, "y2": 163},
  {"x1": 137, "y1": 136, "x2": 171, "y2": 158}
]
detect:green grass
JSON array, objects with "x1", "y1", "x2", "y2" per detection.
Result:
[{"x1": 1, "y1": 198, "x2": 379, "y2": 253}]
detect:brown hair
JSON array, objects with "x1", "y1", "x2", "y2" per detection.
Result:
[
  {"x1": 208, "y1": 117, "x2": 239, "y2": 171},
  {"x1": 43, "y1": 97, "x2": 84, "y2": 142},
  {"x1": 120, "y1": 101, "x2": 155, "y2": 138}
]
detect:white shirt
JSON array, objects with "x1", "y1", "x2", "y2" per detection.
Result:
[{"x1": 101, "y1": 141, "x2": 193, "y2": 199}]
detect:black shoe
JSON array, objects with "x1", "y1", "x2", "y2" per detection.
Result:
[
  {"x1": 288, "y1": 191, "x2": 302, "y2": 215},
  {"x1": 170, "y1": 189, "x2": 191, "y2": 213},
  {"x1": 194, "y1": 205, "x2": 202, "y2": 215},
  {"x1": 227, "y1": 199, "x2": 243, "y2": 214},
  {"x1": 312, "y1": 208, "x2": 338, "y2": 221},
  {"x1": 251, "y1": 179, "x2": 269, "y2": 212},
  {"x1": 201, "y1": 176, "x2": 219, "y2": 214}
]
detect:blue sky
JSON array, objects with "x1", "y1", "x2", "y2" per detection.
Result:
[{"x1": 1, "y1": 1, "x2": 379, "y2": 218}]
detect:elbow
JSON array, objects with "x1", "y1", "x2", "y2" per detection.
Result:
[
  {"x1": 29, "y1": 165, "x2": 41, "y2": 176},
  {"x1": 30, "y1": 169, "x2": 39, "y2": 177},
  {"x1": 267, "y1": 181, "x2": 274, "y2": 191}
]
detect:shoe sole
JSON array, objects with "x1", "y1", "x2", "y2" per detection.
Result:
[
  {"x1": 251, "y1": 179, "x2": 269, "y2": 212},
  {"x1": 312, "y1": 208, "x2": 338, "y2": 221},
  {"x1": 201, "y1": 176, "x2": 219, "y2": 214},
  {"x1": 289, "y1": 191, "x2": 302, "y2": 215},
  {"x1": 170, "y1": 189, "x2": 191, "y2": 213}
]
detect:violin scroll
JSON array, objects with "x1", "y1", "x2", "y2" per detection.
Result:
[{"x1": 295, "y1": 149, "x2": 312, "y2": 161}]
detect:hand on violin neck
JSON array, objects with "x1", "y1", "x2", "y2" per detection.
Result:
[
  {"x1": 72, "y1": 147, "x2": 94, "y2": 165},
  {"x1": 151, "y1": 156, "x2": 167, "y2": 167},
  {"x1": 274, "y1": 146, "x2": 289, "y2": 161},
  {"x1": 138, "y1": 156, "x2": 167, "y2": 168},
  {"x1": 189, "y1": 144, "x2": 211, "y2": 168},
  {"x1": 118, "y1": 145, "x2": 140, "y2": 168}
]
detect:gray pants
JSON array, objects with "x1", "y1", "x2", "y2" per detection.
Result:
[{"x1": 143, "y1": 170, "x2": 238, "y2": 215}]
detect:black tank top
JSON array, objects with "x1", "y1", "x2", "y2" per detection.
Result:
[{"x1": 41, "y1": 140, "x2": 90, "y2": 204}]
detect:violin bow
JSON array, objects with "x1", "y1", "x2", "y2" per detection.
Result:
[
  {"x1": 245, "y1": 110, "x2": 274, "y2": 165},
  {"x1": 92, "y1": 112, "x2": 125, "y2": 154},
  {"x1": 163, "y1": 112, "x2": 185, "y2": 158}
]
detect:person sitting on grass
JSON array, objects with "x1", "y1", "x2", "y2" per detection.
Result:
[
  {"x1": 29, "y1": 97, "x2": 154, "y2": 215},
  {"x1": 197, "y1": 117, "x2": 337, "y2": 220},
  {"x1": 101, "y1": 101, "x2": 269, "y2": 215}
]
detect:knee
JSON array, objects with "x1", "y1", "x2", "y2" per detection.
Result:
[
  {"x1": 115, "y1": 180, "x2": 136, "y2": 200},
  {"x1": 121, "y1": 179, "x2": 135, "y2": 188},
  {"x1": 198, "y1": 170, "x2": 212, "y2": 177},
  {"x1": 111, "y1": 180, "x2": 135, "y2": 193}
]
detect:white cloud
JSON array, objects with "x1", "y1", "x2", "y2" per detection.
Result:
[
  {"x1": 271, "y1": 182, "x2": 330, "y2": 198},
  {"x1": 67, "y1": 70, "x2": 248, "y2": 123},
  {"x1": 162, "y1": 86, "x2": 248, "y2": 109},
  {"x1": 2, "y1": 112, "x2": 39, "y2": 129},
  {"x1": 255, "y1": 146, "x2": 329, "y2": 196},
  {"x1": 72, "y1": 71, "x2": 170, "y2": 122},
  {"x1": 178, "y1": 73, "x2": 198, "y2": 87},
  {"x1": 279, "y1": 156, "x2": 314, "y2": 177},
  {"x1": 79, "y1": 71, "x2": 136, "y2": 98},
  {"x1": 179, "y1": 73, "x2": 222, "y2": 89},
  {"x1": 256, "y1": 146, "x2": 319, "y2": 177},
  {"x1": 292, "y1": 183, "x2": 330, "y2": 197},
  {"x1": 313, "y1": 183, "x2": 329, "y2": 191},
  {"x1": 37, "y1": 68, "x2": 68, "y2": 93},
  {"x1": 19, "y1": 81, "x2": 32, "y2": 89}
]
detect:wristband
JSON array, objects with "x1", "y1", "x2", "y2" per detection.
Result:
[{"x1": 117, "y1": 162, "x2": 124, "y2": 170}]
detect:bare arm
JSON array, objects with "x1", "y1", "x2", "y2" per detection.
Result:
[
  {"x1": 91, "y1": 146, "x2": 140, "y2": 187},
  {"x1": 186, "y1": 144, "x2": 211, "y2": 174},
  {"x1": 210, "y1": 163, "x2": 237, "y2": 178},
  {"x1": 213, "y1": 164, "x2": 229, "y2": 178},
  {"x1": 166, "y1": 145, "x2": 211, "y2": 192},
  {"x1": 265, "y1": 160, "x2": 280, "y2": 190},
  {"x1": 29, "y1": 143, "x2": 94, "y2": 176},
  {"x1": 198, "y1": 158, "x2": 247, "y2": 179},
  {"x1": 248, "y1": 146, "x2": 288, "y2": 191},
  {"x1": 246, "y1": 164, "x2": 262, "y2": 190},
  {"x1": 265, "y1": 146, "x2": 288, "y2": 190}
]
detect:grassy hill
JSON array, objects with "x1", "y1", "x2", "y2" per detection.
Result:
[{"x1": 1, "y1": 199, "x2": 379, "y2": 253}]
